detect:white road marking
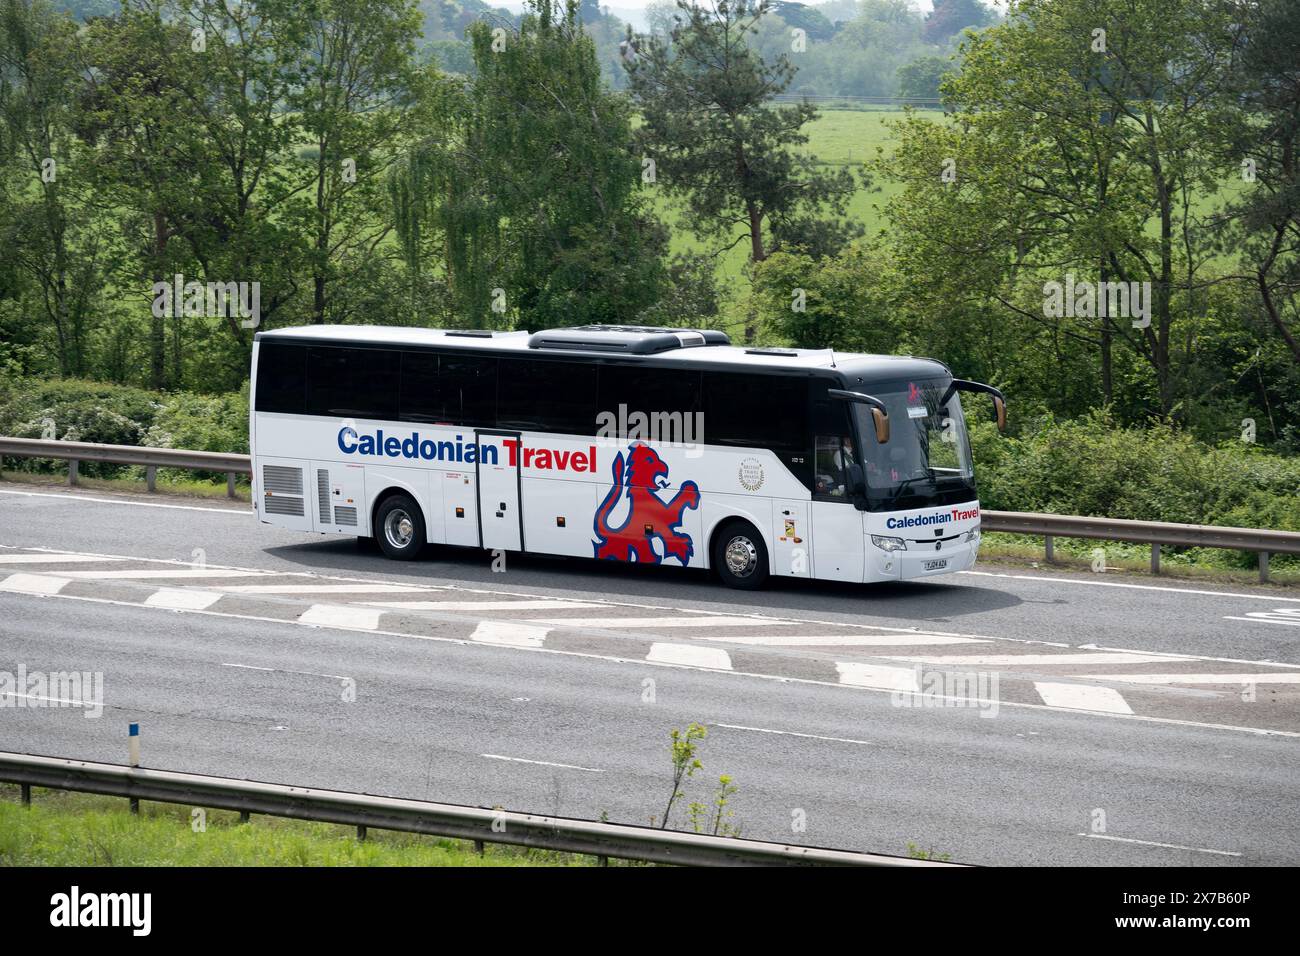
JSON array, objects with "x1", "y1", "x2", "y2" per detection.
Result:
[
  {"x1": 836, "y1": 662, "x2": 920, "y2": 692},
  {"x1": 962, "y1": 569, "x2": 1300, "y2": 603},
  {"x1": 297, "y1": 604, "x2": 384, "y2": 630},
  {"x1": 701, "y1": 633, "x2": 988, "y2": 647},
  {"x1": 221, "y1": 662, "x2": 351, "y2": 681},
  {"x1": 144, "y1": 588, "x2": 223, "y2": 611},
  {"x1": 1034, "y1": 682, "x2": 1134, "y2": 715},
  {"x1": 7, "y1": 586, "x2": 1299, "y2": 737},
  {"x1": 56, "y1": 568, "x2": 268, "y2": 580},
  {"x1": 1077, "y1": 673, "x2": 1300, "y2": 685},
  {"x1": 470, "y1": 621, "x2": 551, "y2": 648},
  {"x1": 885, "y1": 653, "x2": 1184, "y2": 667},
  {"x1": 0, "y1": 487, "x2": 246, "y2": 514},
  {"x1": 1, "y1": 691, "x2": 96, "y2": 708},
  {"x1": 0, "y1": 553, "x2": 124, "y2": 564},
  {"x1": 368, "y1": 599, "x2": 607, "y2": 611},
  {"x1": 1075, "y1": 833, "x2": 1242, "y2": 857},
  {"x1": 0, "y1": 573, "x2": 70, "y2": 595},
  {"x1": 714, "y1": 723, "x2": 873, "y2": 746},
  {"x1": 647, "y1": 643, "x2": 733, "y2": 669},
  {"x1": 1225, "y1": 612, "x2": 1300, "y2": 627},
  {"x1": 528, "y1": 615, "x2": 784, "y2": 629},
  {"x1": 217, "y1": 583, "x2": 433, "y2": 594},
  {"x1": 481, "y1": 754, "x2": 604, "y2": 773}
]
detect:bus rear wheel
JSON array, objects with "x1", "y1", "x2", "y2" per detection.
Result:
[
  {"x1": 375, "y1": 493, "x2": 426, "y2": 561},
  {"x1": 712, "y1": 521, "x2": 769, "y2": 591}
]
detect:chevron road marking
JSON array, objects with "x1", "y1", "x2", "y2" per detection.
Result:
[
  {"x1": 297, "y1": 604, "x2": 385, "y2": 629},
  {"x1": 144, "y1": 588, "x2": 223, "y2": 611},
  {"x1": 1034, "y1": 682, "x2": 1134, "y2": 715},
  {"x1": 470, "y1": 621, "x2": 551, "y2": 648},
  {"x1": 0, "y1": 573, "x2": 71, "y2": 595}
]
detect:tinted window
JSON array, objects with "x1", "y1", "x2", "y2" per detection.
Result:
[
  {"x1": 254, "y1": 342, "x2": 306, "y2": 414},
  {"x1": 440, "y1": 354, "x2": 497, "y2": 427},
  {"x1": 703, "y1": 372, "x2": 806, "y2": 452},
  {"x1": 306, "y1": 346, "x2": 399, "y2": 420},
  {"x1": 597, "y1": 364, "x2": 702, "y2": 423},
  {"x1": 497, "y1": 358, "x2": 597, "y2": 435},
  {"x1": 399, "y1": 351, "x2": 443, "y2": 423}
]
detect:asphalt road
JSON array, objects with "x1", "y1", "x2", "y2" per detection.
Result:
[{"x1": 2, "y1": 482, "x2": 1299, "y2": 865}]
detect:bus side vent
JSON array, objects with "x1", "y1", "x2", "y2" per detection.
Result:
[
  {"x1": 262, "y1": 464, "x2": 306, "y2": 517},
  {"x1": 264, "y1": 495, "x2": 304, "y2": 517},
  {"x1": 263, "y1": 464, "x2": 303, "y2": 495},
  {"x1": 334, "y1": 506, "x2": 358, "y2": 527},
  {"x1": 317, "y1": 469, "x2": 331, "y2": 524}
]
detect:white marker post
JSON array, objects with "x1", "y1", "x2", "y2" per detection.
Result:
[{"x1": 128, "y1": 722, "x2": 140, "y2": 815}]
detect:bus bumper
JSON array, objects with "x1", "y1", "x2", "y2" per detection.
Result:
[{"x1": 866, "y1": 531, "x2": 981, "y2": 582}]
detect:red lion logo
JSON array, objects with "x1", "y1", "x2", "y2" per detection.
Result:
[{"x1": 593, "y1": 443, "x2": 700, "y2": 565}]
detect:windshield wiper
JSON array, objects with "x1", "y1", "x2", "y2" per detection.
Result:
[{"x1": 886, "y1": 471, "x2": 935, "y2": 509}]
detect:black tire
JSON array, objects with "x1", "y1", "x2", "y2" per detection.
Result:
[
  {"x1": 374, "y1": 493, "x2": 426, "y2": 561},
  {"x1": 712, "y1": 520, "x2": 770, "y2": 591}
]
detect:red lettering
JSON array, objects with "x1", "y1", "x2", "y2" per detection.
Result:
[
  {"x1": 503, "y1": 439, "x2": 519, "y2": 466},
  {"x1": 552, "y1": 449, "x2": 570, "y2": 470},
  {"x1": 588, "y1": 445, "x2": 596, "y2": 472},
  {"x1": 572, "y1": 451, "x2": 587, "y2": 471},
  {"x1": 534, "y1": 448, "x2": 553, "y2": 469}
]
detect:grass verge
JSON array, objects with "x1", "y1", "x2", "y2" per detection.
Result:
[{"x1": 0, "y1": 786, "x2": 626, "y2": 867}]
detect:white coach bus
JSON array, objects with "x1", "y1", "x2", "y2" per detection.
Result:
[{"x1": 249, "y1": 324, "x2": 1005, "y2": 590}]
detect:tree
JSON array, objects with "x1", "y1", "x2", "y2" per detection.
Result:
[
  {"x1": 922, "y1": 0, "x2": 992, "y2": 47},
  {"x1": 625, "y1": 0, "x2": 860, "y2": 341},
  {"x1": 1217, "y1": 0, "x2": 1300, "y2": 366},
  {"x1": 896, "y1": 54, "x2": 953, "y2": 102},
  {"x1": 391, "y1": 0, "x2": 667, "y2": 328},
  {"x1": 287, "y1": 0, "x2": 424, "y2": 326}
]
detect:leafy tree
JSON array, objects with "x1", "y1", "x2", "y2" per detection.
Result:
[
  {"x1": 392, "y1": 0, "x2": 666, "y2": 328},
  {"x1": 922, "y1": 0, "x2": 993, "y2": 46},
  {"x1": 625, "y1": 0, "x2": 860, "y2": 341},
  {"x1": 896, "y1": 53, "x2": 953, "y2": 102}
]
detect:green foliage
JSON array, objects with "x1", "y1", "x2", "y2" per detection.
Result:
[{"x1": 969, "y1": 412, "x2": 1300, "y2": 537}]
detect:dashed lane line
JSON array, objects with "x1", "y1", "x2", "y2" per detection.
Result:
[
  {"x1": 0, "y1": 573, "x2": 70, "y2": 595},
  {"x1": 368, "y1": 599, "x2": 608, "y2": 611},
  {"x1": 297, "y1": 604, "x2": 385, "y2": 630},
  {"x1": 0, "y1": 487, "x2": 246, "y2": 514},
  {"x1": 1075, "y1": 833, "x2": 1242, "y2": 857},
  {"x1": 0, "y1": 553, "x2": 125, "y2": 564},
  {"x1": 713, "y1": 723, "x2": 874, "y2": 746},
  {"x1": 527, "y1": 615, "x2": 787, "y2": 629},
  {"x1": 647, "y1": 643, "x2": 733, "y2": 670},
  {"x1": 1075, "y1": 672, "x2": 1300, "y2": 685},
  {"x1": 144, "y1": 588, "x2": 223, "y2": 611},
  {"x1": 481, "y1": 754, "x2": 605, "y2": 773},
  {"x1": 962, "y1": 569, "x2": 1300, "y2": 603},
  {"x1": 836, "y1": 663, "x2": 921, "y2": 692},
  {"x1": 470, "y1": 621, "x2": 550, "y2": 648},
  {"x1": 688, "y1": 632, "x2": 988, "y2": 647},
  {"x1": 884, "y1": 653, "x2": 1191, "y2": 667},
  {"x1": 1034, "y1": 682, "x2": 1134, "y2": 715}
]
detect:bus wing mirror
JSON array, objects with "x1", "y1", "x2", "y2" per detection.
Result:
[
  {"x1": 827, "y1": 388, "x2": 890, "y2": 444},
  {"x1": 870, "y1": 406, "x2": 890, "y2": 444},
  {"x1": 947, "y1": 380, "x2": 1007, "y2": 433}
]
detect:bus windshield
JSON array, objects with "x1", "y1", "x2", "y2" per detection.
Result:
[{"x1": 852, "y1": 377, "x2": 975, "y2": 510}]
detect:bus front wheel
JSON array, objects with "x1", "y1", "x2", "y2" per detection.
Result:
[
  {"x1": 374, "y1": 493, "x2": 426, "y2": 561},
  {"x1": 712, "y1": 521, "x2": 769, "y2": 591}
]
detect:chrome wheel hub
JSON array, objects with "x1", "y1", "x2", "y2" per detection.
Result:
[
  {"x1": 384, "y1": 510, "x2": 414, "y2": 549},
  {"x1": 724, "y1": 536, "x2": 757, "y2": 577}
]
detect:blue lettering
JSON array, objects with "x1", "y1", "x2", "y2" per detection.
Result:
[{"x1": 338, "y1": 427, "x2": 358, "y2": 453}]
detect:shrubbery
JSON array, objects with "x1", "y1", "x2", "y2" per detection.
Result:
[{"x1": 0, "y1": 377, "x2": 248, "y2": 482}]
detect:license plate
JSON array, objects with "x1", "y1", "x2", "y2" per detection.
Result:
[{"x1": 923, "y1": 559, "x2": 948, "y2": 571}]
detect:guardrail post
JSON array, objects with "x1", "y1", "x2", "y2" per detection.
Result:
[
  {"x1": 146, "y1": 465, "x2": 157, "y2": 493},
  {"x1": 227, "y1": 472, "x2": 236, "y2": 498},
  {"x1": 239, "y1": 811, "x2": 250, "y2": 824},
  {"x1": 1151, "y1": 543, "x2": 1160, "y2": 575},
  {"x1": 356, "y1": 825, "x2": 367, "y2": 841},
  {"x1": 67, "y1": 459, "x2": 78, "y2": 486},
  {"x1": 20, "y1": 783, "x2": 30, "y2": 807},
  {"x1": 1260, "y1": 551, "x2": 1270, "y2": 584},
  {"x1": 1044, "y1": 535, "x2": 1054, "y2": 563}
]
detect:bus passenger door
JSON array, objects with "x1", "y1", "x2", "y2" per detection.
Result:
[{"x1": 475, "y1": 430, "x2": 523, "y2": 552}]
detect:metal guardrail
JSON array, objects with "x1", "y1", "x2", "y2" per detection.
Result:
[
  {"x1": 1, "y1": 436, "x2": 1296, "y2": 580},
  {"x1": 0, "y1": 752, "x2": 944, "y2": 867},
  {"x1": 981, "y1": 510, "x2": 1300, "y2": 583},
  {"x1": 0, "y1": 436, "x2": 250, "y2": 497}
]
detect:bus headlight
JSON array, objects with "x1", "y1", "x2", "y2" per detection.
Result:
[
  {"x1": 964, "y1": 528, "x2": 979, "y2": 542},
  {"x1": 870, "y1": 535, "x2": 908, "y2": 552}
]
